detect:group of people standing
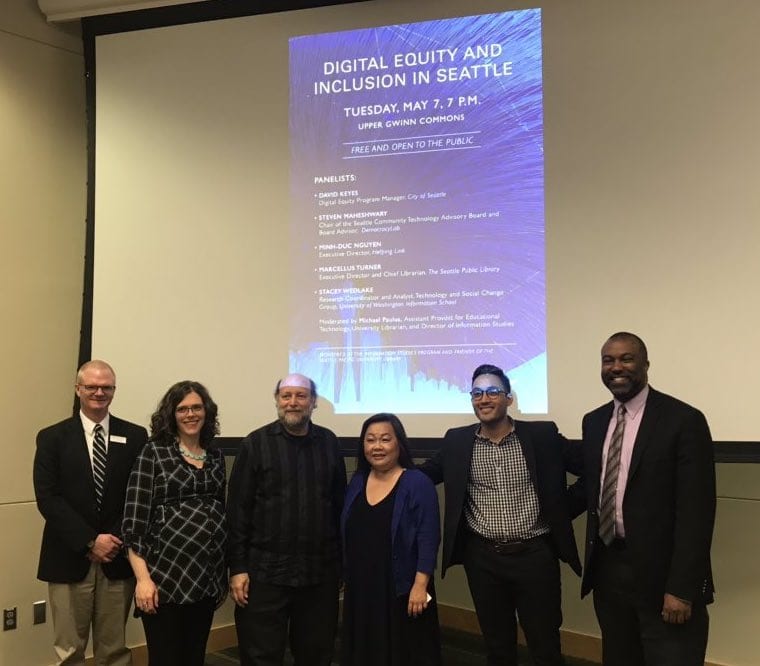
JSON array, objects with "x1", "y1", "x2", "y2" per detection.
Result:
[{"x1": 33, "y1": 330, "x2": 716, "y2": 666}]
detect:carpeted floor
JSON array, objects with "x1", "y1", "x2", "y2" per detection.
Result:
[{"x1": 205, "y1": 628, "x2": 599, "y2": 665}]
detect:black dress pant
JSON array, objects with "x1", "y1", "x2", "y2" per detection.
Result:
[
  {"x1": 140, "y1": 596, "x2": 216, "y2": 666},
  {"x1": 592, "y1": 541, "x2": 709, "y2": 666},
  {"x1": 463, "y1": 533, "x2": 565, "y2": 666},
  {"x1": 235, "y1": 575, "x2": 339, "y2": 666}
]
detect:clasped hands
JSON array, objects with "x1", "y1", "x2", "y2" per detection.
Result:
[{"x1": 87, "y1": 533, "x2": 122, "y2": 563}]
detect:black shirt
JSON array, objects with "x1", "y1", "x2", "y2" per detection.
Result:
[{"x1": 227, "y1": 419, "x2": 347, "y2": 586}]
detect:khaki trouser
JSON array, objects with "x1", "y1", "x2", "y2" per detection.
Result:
[{"x1": 49, "y1": 562, "x2": 135, "y2": 666}]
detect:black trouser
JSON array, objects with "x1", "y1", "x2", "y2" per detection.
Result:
[
  {"x1": 141, "y1": 596, "x2": 215, "y2": 666},
  {"x1": 235, "y1": 575, "x2": 339, "y2": 666},
  {"x1": 463, "y1": 533, "x2": 565, "y2": 666},
  {"x1": 592, "y1": 540, "x2": 709, "y2": 666}
]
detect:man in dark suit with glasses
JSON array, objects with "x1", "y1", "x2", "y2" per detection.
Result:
[{"x1": 34, "y1": 360, "x2": 147, "y2": 665}]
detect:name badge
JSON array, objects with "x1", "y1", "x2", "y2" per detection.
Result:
[{"x1": 110, "y1": 435, "x2": 127, "y2": 444}]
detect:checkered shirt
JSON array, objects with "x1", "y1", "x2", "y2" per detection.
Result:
[
  {"x1": 464, "y1": 429, "x2": 549, "y2": 542},
  {"x1": 122, "y1": 440, "x2": 227, "y2": 605}
]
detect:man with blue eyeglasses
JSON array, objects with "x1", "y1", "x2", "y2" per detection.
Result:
[{"x1": 420, "y1": 363, "x2": 583, "y2": 666}]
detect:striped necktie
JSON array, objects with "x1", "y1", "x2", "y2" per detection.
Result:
[
  {"x1": 598, "y1": 404, "x2": 626, "y2": 546},
  {"x1": 93, "y1": 423, "x2": 107, "y2": 510}
]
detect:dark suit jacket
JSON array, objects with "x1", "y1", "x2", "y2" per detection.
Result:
[
  {"x1": 34, "y1": 414, "x2": 148, "y2": 583},
  {"x1": 579, "y1": 387, "x2": 716, "y2": 607},
  {"x1": 420, "y1": 420, "x2": 583, "y2": 578}
]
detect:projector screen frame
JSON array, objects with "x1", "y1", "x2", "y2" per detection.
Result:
[{"x1": 78, "y1": 0, "x2": 759, "y2": 463}]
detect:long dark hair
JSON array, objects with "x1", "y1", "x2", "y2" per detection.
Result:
[
  {"x1": 149, "y1": 380, "x2": 219, "y2": 448},
  {"x1": 355, "y1": 412, "x2": 415, "y2": 474}
]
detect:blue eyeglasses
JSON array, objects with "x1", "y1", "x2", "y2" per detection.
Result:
[{"x1": 469, "y1": 387, "x2": 508, "y2": 400}]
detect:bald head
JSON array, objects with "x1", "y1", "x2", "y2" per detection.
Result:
[{"x1": 274, "y1": 373, "x2": 317, "y2": 398}]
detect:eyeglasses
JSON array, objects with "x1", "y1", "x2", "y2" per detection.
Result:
[
  {"x1": 78, "y1": 385, "x2": 116, "y2": 394},
  {"x1": 469, "y1": 387, "x2": 508, "y2": 400},
  {"x1": 176, "y1": 405, "x2": 205, "y2": 415}
]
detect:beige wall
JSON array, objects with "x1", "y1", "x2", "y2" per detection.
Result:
[
  {"x1": 1, "y1": 1, "x2": 86, "y2": 664},
  {"x1": 1, "y1": 1, "x2": 758, "y2": 665},
  {"x1": 0, "y1": 6, "x2": 236, "y2": 662}
]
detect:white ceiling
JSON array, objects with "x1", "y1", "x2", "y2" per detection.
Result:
[{"x1": 37, "y1": 0, "x2": 212, "y2": 22}]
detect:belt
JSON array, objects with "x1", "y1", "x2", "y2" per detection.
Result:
[{"x1": 470, "y1": 531, "x2": 548, "y2": 555}]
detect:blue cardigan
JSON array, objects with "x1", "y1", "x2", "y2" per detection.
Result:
[{"x1": 341, "y1": 468, "x2": 440, "y2": 596}]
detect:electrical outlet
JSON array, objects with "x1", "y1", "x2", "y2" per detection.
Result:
[
  {"x1": 3, "y1": 607, "x2": 17, "y2": 631},
  {"x1": 33, "y1": 600, "x2": 46, "y2": 625}
]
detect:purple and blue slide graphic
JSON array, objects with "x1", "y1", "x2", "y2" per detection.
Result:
[{"x1": 289, "y1": 10, "x2": 546, "y2": 414}]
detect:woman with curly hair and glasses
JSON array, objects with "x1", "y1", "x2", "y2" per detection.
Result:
[{"x1": 122, "y1": 381, "x2": 226, "y2": 665}]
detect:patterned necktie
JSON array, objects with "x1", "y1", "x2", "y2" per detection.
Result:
[
  {"x1": 93, "y1": 424, "x2": 107, "y2": 510},
  {"x1": 598, "y1": 404, "x2": 626, "y2": 546}
]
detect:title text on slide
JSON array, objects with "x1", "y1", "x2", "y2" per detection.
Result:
[{"x1": 314, "y1": 44, "x2": 512, "y2": 94}]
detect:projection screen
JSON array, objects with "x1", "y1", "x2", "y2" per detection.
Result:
[{"x1": 88, "y1": 0, "x2": 760, "y2": 445}]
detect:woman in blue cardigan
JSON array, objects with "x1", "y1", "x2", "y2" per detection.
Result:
[{"x1": 340, "y1": 413, "x2": 442, "y2": 666}]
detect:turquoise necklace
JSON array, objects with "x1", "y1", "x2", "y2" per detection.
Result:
[{"x1": 178, "y1": 444, "x2": 207, "y2": 461}]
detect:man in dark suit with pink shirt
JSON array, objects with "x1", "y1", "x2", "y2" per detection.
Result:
[{"x1": 578, "y1": 332, "x2": 716, "y2": 665}]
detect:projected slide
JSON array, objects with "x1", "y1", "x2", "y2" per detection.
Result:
[{"x1": 289, "y1": 10, "x2": 546, "y2": 414}]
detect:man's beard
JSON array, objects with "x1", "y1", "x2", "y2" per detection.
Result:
[{"x1": 279, "y1": 409, "x2": 310, "y2": 431}]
